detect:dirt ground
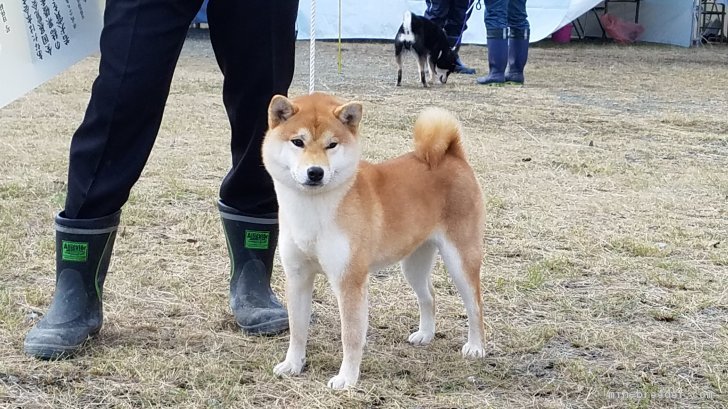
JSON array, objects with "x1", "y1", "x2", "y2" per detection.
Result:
[{"x1": 1, "y1": 30, "x2": 727, "y2": 408}]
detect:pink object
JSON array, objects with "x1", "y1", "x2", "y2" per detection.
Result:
[
  {"x1": 552, "y1": 25, "x2": 572, "y2": 43},
  {"x1": 600, "y1": 13, "x2": 645, "y2": 44}
]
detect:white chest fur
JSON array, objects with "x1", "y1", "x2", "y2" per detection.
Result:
[{"x1": 275, "y1": 184, "x2": 352, "y2": 279}]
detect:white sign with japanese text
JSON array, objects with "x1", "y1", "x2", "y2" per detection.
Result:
[{"x1": 0, "y1": 0, "x2": 103, "y2": 108}]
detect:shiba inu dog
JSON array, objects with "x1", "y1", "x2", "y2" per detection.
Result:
[{"x1": 262, "y1": 92, "x2": 485, "y2": 389}]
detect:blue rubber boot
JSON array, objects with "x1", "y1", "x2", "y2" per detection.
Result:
[
  {"x1": 505, "y1": 27, "x2": 529, "y2": 85},
  {"x1": 476, "y1": 28, "x2": 508, "y2": 85},
  {"x1": 24, "y1": 211, "x2": 120, "y2": 359},
  {"x1": 219, "y1": 200, "x2": 288, "y2": 335}
]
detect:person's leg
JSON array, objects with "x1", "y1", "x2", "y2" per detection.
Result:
[
  {"x1": 65, "y1": 0, "x2": 204, "y2": 219},
  {"x1": 444, "y1": 0, "x2": 476, "y2": 74},
  {"x1": 25, "y1": 0, "x2": 203, "y2": 359},
  {"x1": 507, "y1": 0, "x2": 529, "y2": 32},
  {"x1": 477, "y1": 0, "x2": 508, "y2": 85},
  {"x1": 483, "y1": 0, "x2": 508, "y2": 34},
  {"x1": 505, "y1": 0, "x2": 530, "y2": 84},
  {"x1": 424, "y1": 0, "x2": 449, "y2": 28},
  {"x1": 207, "y1": 0, "x2": 299, "y2": 335}
]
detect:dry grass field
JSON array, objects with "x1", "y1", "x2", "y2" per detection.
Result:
[{"x1": 1, "y1": 30, "x2": 727, "y2": 408}]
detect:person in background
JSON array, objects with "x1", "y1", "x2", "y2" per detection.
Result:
[
  {"x1": 477, "y1": 0, "x2": 529, "y2": 85},
  {"x1": 425, "y1": 0, "x2": 477, "y2": 74},
  {"x1": 23, "y1": 0, "x2": 299, "y2": 359}
]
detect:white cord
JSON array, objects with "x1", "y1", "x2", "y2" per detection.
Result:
[{"x1": 309, "y1": 0, "x2": 316, "y2": 94}]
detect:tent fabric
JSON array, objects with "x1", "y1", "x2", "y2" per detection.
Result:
[{"x1": 290, "y1": 0, "x2": 697, "y2": 47}]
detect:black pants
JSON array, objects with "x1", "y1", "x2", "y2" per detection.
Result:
[
  {"x1": 64, "y1": 0, "x2": 299, "y2": 220},
  {"x1": 425, "y1": 0, "x2": 474, "y2": 48}
]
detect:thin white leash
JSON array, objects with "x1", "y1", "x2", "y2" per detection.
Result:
[{"x1": 309, "y1": 0, "x2": 316, "y2": 94}]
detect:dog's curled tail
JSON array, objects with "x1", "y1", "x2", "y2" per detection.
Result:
[{"x1": 413, "y1": 107, "x2": 466, "y2": 167}]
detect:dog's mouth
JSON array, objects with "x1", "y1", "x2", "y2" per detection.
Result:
[
  {"x1": 435, "y1": 67, "x2": 452, "y2": 84},
  {"x1": 302, "y1": 180, "x2": 324, "y2": 188}
]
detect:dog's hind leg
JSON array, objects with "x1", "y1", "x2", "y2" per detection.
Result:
[
  {"x1": 273, "y1": 239, "x2": 316, "y2": 377},
  {"x1": 416, "y1": 53, "x2": 429, "y2": 88},
  {"x1": 395, "y1": 43, "x2": 404, "y2": 86},
  {"x1": 436, "y1": 234, "x2": 486, "y2": 359},
  {"x1": 401, "y1": 241, "x2": 437, "y2": 346},
  {"x1": 428, "y1": 57, "x2": 437, "y2": 84}
]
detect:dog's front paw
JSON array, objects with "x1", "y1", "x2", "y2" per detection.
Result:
[
  {"x1": 461, "y1": 342, "x2": 486, "y2": 359},
  {"x1": 273, "y1": 359, "x2": 305, "y2": 377},
  {"x1": 327, "y1": 374, "x2": 356, "y2": 390},
  {"x1": 407, "y1": 330, "x2": 435, "y2": 346}
]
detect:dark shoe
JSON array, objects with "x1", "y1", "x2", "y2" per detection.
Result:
[
  {"x1": 505, "y1": 27, "x2": 530, "y2": 85},
  {"x1": 476, "y1": 28, "x2": 508, "y2": 85},
  {"x1": 447, "y1": 35, "x2": 476, "y2": 75},
  {"x1": 219, "y1": 200, "x2": 288, "y2": 335},
  {"x1": 453, "y1": 56, "x2": 476, "y2": 75},
  {"x1": 24, "y1": 211, "x2": 120, "y2": 359}
]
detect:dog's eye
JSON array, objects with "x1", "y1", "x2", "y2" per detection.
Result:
[
  {"x1": 326, "y1": 142, "x2": 338, "y2": 150},
  {"x1": 290, "y1": 139, "x2": 304, "y2": 148}
]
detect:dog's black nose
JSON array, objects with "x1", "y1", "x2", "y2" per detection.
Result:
[{"x1": 307, "y1": 166, "x2": 324, "y2": 182}]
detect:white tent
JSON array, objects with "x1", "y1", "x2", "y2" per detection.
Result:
[
  {"x1": 296, "y1": 0, "x2": 701, "y2": 47},
  {"x1": 0, "y1": 0, "x2": 710, "y2": 109}
]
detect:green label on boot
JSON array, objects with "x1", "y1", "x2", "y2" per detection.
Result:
[
  {"x1": 61, "y1": 240, "x2": 88, "y2": 262},
  {"x1": 244, "y1": 230, "x2": 269, "y2": 250}
]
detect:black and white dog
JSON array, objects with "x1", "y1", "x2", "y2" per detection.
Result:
[{"x1": 395, "y1": 12, "x2": 457, "y2": 88}]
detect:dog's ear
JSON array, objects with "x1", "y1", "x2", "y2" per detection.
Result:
[
  {"x1": 268, "y1": 95, "x2": 299, "y2": 129},
  {"x1": 333, "y1": 102, "x2": 363, "y2": 133}
]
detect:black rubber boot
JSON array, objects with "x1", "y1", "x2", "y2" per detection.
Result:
[
  {"x1": 24, "y1": 211, "x2": 120, "y2": 359},
  {"x1": 448, "y1": 36, "x2": 476, "y2": 75},
  {"x1": 218, "y1": 200, "x2": 288, "y2": 335}
]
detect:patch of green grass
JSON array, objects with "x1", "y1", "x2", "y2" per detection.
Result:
[
  {"x1": 593, "y1": 292, "x2": 643, "y2": 322},
  {"x1": 493, "y1": 276, "x2": 507, "y2": 292},
  {"x1": 550, "y1": 159, "x2": 613, "y2": 177},
  {"x1": 648, "y1": 308, "x2": 678, "y2": 322},
  {"x1": 0, "y1": 289, "x2": 25, "y2": 331},
  {"x1": 561, "y1": 358, "x2": 601, "y2": 386},
  {"x1": 645, "y1": 273, "x2": 690, "y2": 291},
  {"x1": 50, "y1": 191, "x2": 66, "y2": 208},
  {"x1": 37, "y1": 235, "x2": 55, "y2": 256},
  {"x1": 706, "y1": 367, "x2": 726, "y2": 396},
  {"x1": 634, "y1": 382, "x2": 659, "y2": 409},
  {"x1": 24, "y1": 287, "x2": 48, "y2": 307},
  {"x1": 485, "y1": 195, "x2": 507, "y2": 211},
  {"x1": 156, "y1": 175, "x2": 219, "y2": 204},
  {"x1": 609, "y1": 238, "x2": 666, "y2": 258},
  {"x1": 522, "y1": 265, "x2": 546, "y2": 290},
  {"x1": 659, "y1": 116, "x2": 728, "y2": 134},
  {"x1": 435, "y1": 378, "x2": 468, "y2": 393},
  {"x1": 654, "y1": 260, "x2": 699, "y2": 275},
  {"x1": 503, "y1": 325, "x2": 559, "y2": 354},
  {"x1": 0, "y1": 182, "x2": 25, "y2": 200},
  {"x1": 0, "y1": 236, "x2": 10, "y2": 269},
  {"x1": 539, "y1": 257, "x2": 578, "y2": 277},
  {"x1": 519, "y1": 257, "x2": 577, "y2": 290},
  {"x1": 646, "y1": 261, "x2": 701, "y2": 291}
]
